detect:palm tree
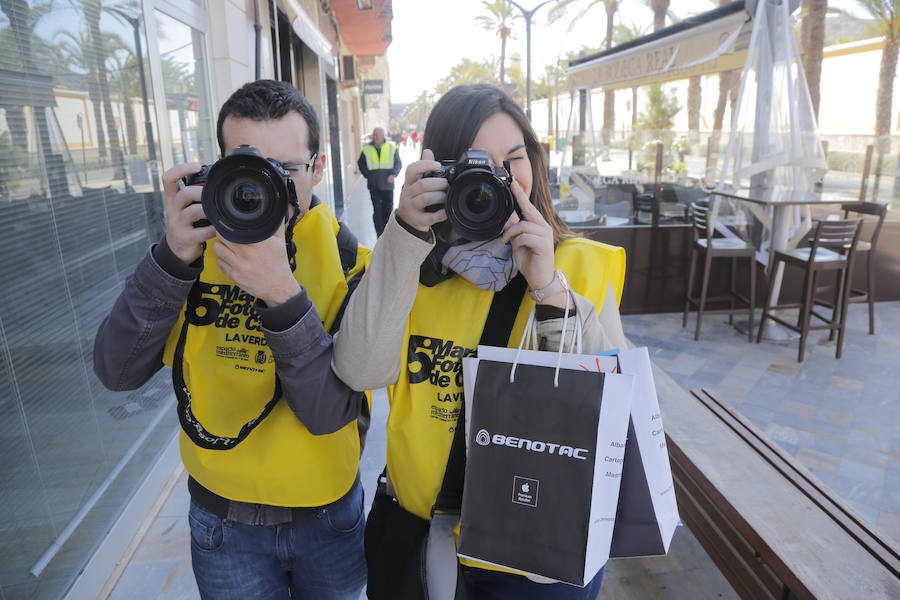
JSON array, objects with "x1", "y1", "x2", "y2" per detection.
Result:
[
  {"x1": 74, "y1": 0, "x2": 127, "y2": 179},
  {"x1": 475, "y1": 1, "x2": 520, "y2": 84},
  {"x1": 838, "y1": 1, "x2": 900, "y2": 201},
  {"x1": 549, "y1": 0, "x2": 620, "y2": 145},
  {"x1": 534, "y1": 59, "x2": 566, "y2": 138},
  {"x1": 711, "y1": 0, "x2": 739, "y2": 150},
  {"x1": 109, "y1": 51, "x2": 140, "y2": 154},
  {"x1": 0, "y1": 0, "x2": 55, "y2": 151},
  {"x1": 614, "y1": 22, "x2": 651, "y2": 129},
  {"x1": 647, "y1": 0, "x2": 670, "y2": 32},
  {"x1": 0, "y1": 0, "x2": 57, "y2": 163},
  {"x1": 405, "y1": 90, "x2": 435, "y2": 131},
  {"x1": 435, "y1": 57, "x2": 499, "y2": 95},
  {"x1": 841, "y1": 1, "x2": 900, "y2": 148},
  {"x1": 667, "y1": 1, "x2": 709, "y2": 138},
  {"x1": 801, "y1": 0, "x2": 828, "y2": 118},
  {"x1": 56, "y1": 27, "x2": 115, "y2": 162}
]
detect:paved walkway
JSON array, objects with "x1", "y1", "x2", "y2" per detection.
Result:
[
  {"x1": 623, "y1": 304, "x2": 900, "y2": 544},
  {"x1": 106, "y1": 155, "x2": 739, "y2": 598}
]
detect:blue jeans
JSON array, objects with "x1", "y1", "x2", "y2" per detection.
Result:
[
  {"x1": 460, "y1": 565, "x2": 604, "y2": 600},
  {"x1": 188, "y1": 479, "x2": 366, "y2": 599}
]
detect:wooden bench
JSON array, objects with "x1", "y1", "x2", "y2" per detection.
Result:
[{"x1": 654, "y1": 364, "x2": 900, "y2": 599}]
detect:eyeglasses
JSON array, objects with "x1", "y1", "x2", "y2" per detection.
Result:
[{"x1": 278, "y1": 153, "x2": 318, "y2": 173}]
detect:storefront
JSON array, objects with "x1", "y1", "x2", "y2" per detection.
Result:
[{"x1": 0, "y1": 1, "x2": 385, "y2": 597}]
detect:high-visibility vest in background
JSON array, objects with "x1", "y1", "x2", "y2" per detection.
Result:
[{"x1": 363, "y1": 142, "x2": 397, "y2": 170}]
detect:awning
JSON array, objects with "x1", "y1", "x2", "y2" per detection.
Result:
[
  {"x1": 331, "y1": 0, "x2": 393, "y2": 57},
  {"x1": 567, "y1": 2, "x2": 752, "y2": 91}
]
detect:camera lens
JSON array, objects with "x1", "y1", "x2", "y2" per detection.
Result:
[
  {"x1": 202, "y1": 153, "x2": 290, "y2": 243},
  {"x1": 462, "y1": 183, "x2": 495, "y2": 215},
  {"x1": 446, "y1": 172, "x2": 513, "y2": 241},
  {"x1": 224, "y1": 178, "x2": 267, "y2": 218}
]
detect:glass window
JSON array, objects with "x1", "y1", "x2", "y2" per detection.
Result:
[
  {"x1": 155, "y1": 10, "x2": 215, "y2": 164},
  {"x1": 0, "y1": 1, "x2": 174, "y2": 597}
]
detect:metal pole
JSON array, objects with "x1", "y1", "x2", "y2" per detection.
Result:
[
  {"x1": 525, "y1": 15, "x2": 532, "y2": 120},
  {"x1": 109, "y1": 7, "x2": 160, "y2": 193},
  {"x1": 133, "y1": 19, "x2": 160, "y2": 193},
  {"x1": 508, "y1": 0, "x2": 557, "y2": 122}
]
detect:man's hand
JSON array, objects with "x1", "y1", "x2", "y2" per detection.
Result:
[
  {"x1": 163, "y1": 163, "x2": 216, "y2": 264},
  {"x1": 386, "y1": 174, "x2": 396, "y2": 184},
  {"x1": 395, "y1": 149, "x2": 448, "y2": 232},
  {"x1": 212, "y1": 222, "x2": 301, "y2": 307}
]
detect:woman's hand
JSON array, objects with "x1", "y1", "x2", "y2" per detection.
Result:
[
  {"x1": 395, "y1": 149, "x2": 448, "y2": 232},
  {"x1": 501, "y1": 181, "x2": 567, "y2": 307}
]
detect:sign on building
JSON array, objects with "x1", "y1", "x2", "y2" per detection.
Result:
[{"x1": 363, "y1": 79, "x2": 384, "y2": 94}]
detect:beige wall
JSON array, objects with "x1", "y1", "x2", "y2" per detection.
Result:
[{"x1": 201, "y1": 0, "x2": 365, "y2": 208}]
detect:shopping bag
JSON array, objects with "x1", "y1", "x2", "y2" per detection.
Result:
[
  {"x1": 458, "y1": 309, "x2": 634, "y2": 586},
  {"x1": 609, "y1": 347, "x2": 680, "y2": 558}
]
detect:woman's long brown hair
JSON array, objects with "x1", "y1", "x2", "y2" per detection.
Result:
[{"x1": 422, "y1": 84, "x2": 573, "y2": 244}]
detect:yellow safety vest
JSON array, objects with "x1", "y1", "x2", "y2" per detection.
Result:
[
  {"x1": 383, "y1": 237, "x2": 626, "y2": 573},
  {"x1": 162, "y1": 203, "x2": 371, "y2": 507},
  {"x1": 363, "y1": 142, "x2": 397, "y2": 170}
]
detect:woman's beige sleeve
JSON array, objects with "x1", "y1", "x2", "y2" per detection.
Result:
[
  {"x1": 332, "y1": 214, "x2": 435, "y2": 391},
  {"x1": 535, "y1": 282, "x2": 628, "y2": 354}
]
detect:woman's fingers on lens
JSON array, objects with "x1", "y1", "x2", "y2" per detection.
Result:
[
  {"x1": 428, "y1": 209, "x2": 448, "y2": 225},
  {"x1": 407, "y1": 159, "x2": 442, "y2": 182},
  {"x1": 510, "y1": 180, "x2": 543, "y2": 222},
  {"x1": 502, "y1": 220, "x2": 547, "y2": 244},
  {"x1": 413, "y1": 176, "x2": 449, "y2": 194},
  {"x1": 414, "y1": 191, "x2": 447, "y2": 210},
  {"x1": 510, "y1": 233, "x2": 545, "y2": 252}
]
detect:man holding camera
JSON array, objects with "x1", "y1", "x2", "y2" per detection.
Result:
[
  {"x1": 94, "y1": 80, "x2": 369, "y2": 599},
  {"x1": 358, "y1": 127, "x2": 401, "y2": 236}
]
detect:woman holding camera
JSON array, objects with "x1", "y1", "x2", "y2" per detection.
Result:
[{"x1": 333, "y1": 84, "x2": 627, "y2": 599}]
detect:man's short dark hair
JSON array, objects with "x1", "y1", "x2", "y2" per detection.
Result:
[{"x1": 216, "y1": 79, "x2": 320, "y2": 155}]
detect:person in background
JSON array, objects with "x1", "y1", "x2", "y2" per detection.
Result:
[{"x1": 358, "y1": 127, "x2": 402, "y2": 236}]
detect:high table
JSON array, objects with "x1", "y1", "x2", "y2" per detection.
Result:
[{"x1": 709, "y1": 186, "x2": 862, "y2": 340}]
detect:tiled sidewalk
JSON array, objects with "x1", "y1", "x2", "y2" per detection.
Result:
[
  {"x1": 623, "y1": 302, "x2": 900, "y2": 543},
  {"x1": 106, "y1": 165, "x2": 740, "y2": 599}
]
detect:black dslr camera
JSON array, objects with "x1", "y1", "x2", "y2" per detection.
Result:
[
  {"x1": 182, "y1": 144, "x2": 297, "y2": 244},
  {"x1": 423, "y1": 149, "x2": 521, "y2": 241}
]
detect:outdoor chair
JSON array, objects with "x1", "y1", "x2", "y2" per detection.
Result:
[
  {"x1": 629, "y1": 192, "x2": 684, "y2": 305},
  {"x1": 757, "y1": 218, "x2": 863, "y2": 362},
  {"x1": 813, "y1": 201, "x2": 888, "y2": 335},
  {"x1": 683, "y1": 201, "x2": 757, "y2": 342}
]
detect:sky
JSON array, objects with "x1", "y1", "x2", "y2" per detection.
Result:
[{"x1": 387, "y1": 0, "x2": 864, "y2": 104}]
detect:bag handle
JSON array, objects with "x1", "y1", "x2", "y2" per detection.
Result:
[{"x1": 510, "y1": 289, "x2": 578, "y2": 388}]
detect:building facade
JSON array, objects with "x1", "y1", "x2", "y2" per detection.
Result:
[{"x1": 0, "y1": 1, "x2": 391, "y2": 598}]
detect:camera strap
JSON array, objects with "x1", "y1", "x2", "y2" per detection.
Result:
[
  {"x1": 171, "y1": 310, "x2": 283, "y2": 450},
  {"x1": 432, "y1": 273, "x2": 527, "y2": 513},
  {"x1": 172, "y1": 209, "x2": 359, "y2": 451}
]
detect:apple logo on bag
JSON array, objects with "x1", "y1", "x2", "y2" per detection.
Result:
[
  {"x1": 476, "y1": 429, "x2": 490, "y2": 446},
  {"x1": 512, "y1": 476, "x2": 539, "y2": 508}
]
